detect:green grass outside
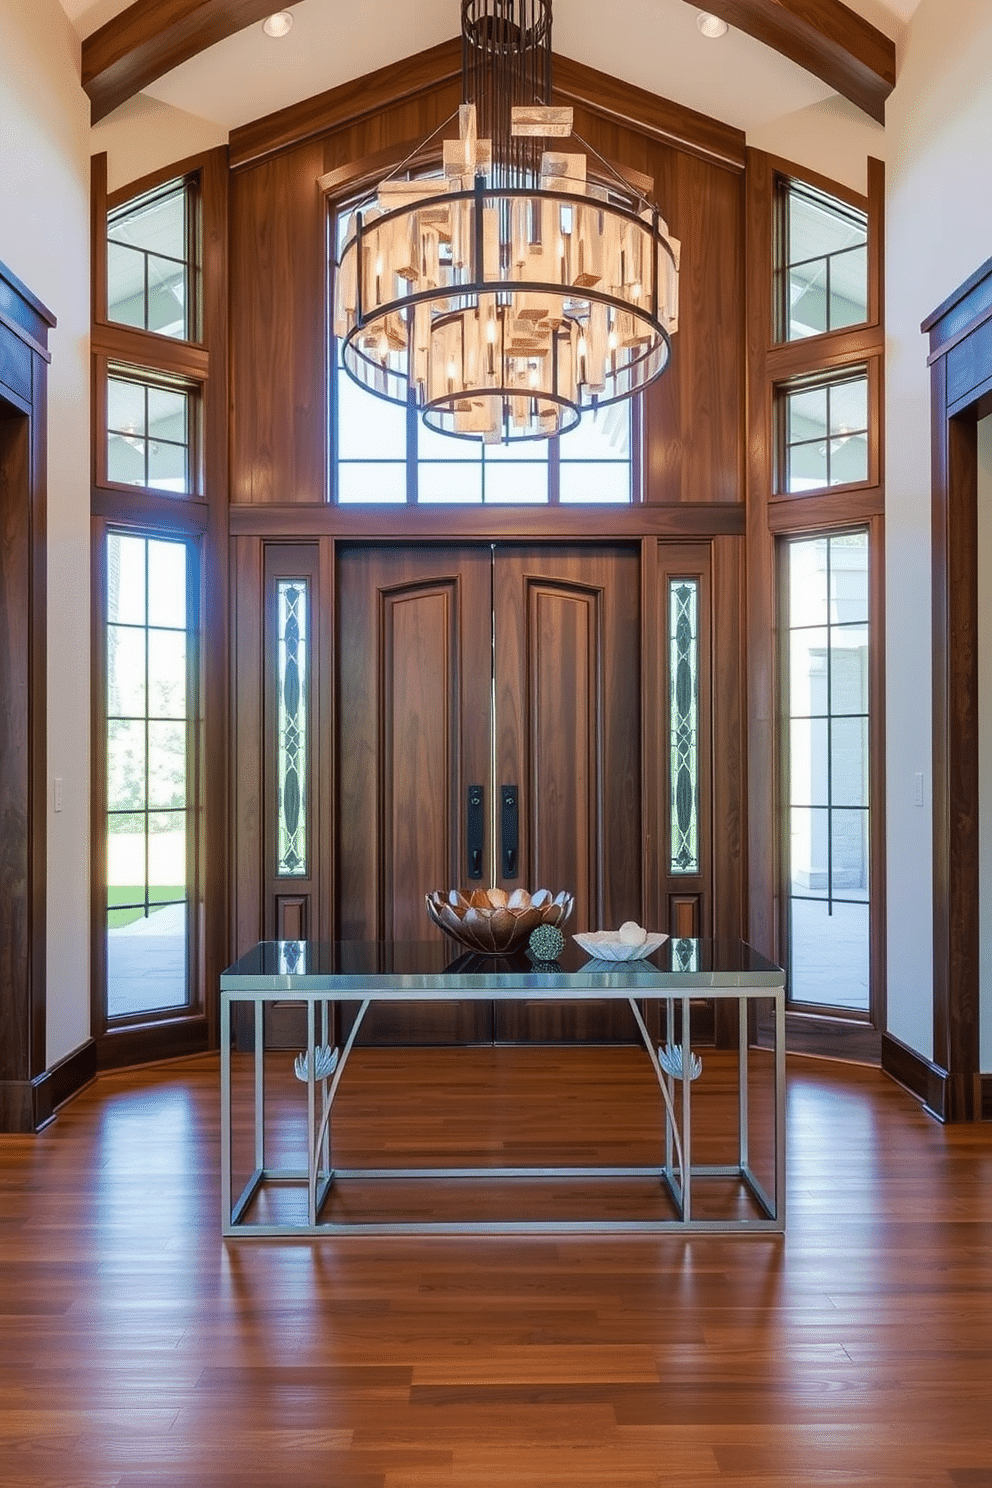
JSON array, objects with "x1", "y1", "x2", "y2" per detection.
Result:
[{"x1": 108, "y1": 887, "x2": 185, "y2": 930}]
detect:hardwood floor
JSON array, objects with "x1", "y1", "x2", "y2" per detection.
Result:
[{"x1": 1, "y1": 1047, "x2": 992, "y2": 1486}]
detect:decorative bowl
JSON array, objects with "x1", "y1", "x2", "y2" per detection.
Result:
[
  {"x1": 425, "y1": 887, "x2": 574, "y2": 955},
  {"x1": 572, "y1": 930, "x2": 669, "y2": 962}
]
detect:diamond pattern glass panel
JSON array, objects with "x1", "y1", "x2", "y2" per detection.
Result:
[
  {"x1": 277, "y1": 580, "x2": 309, "y2": 877},
  {"x1": 669, "y1": 579, "x2": 699, "y2": 875}
]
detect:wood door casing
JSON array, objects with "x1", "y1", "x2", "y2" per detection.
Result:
[
  {"x1": 493, "y1": 545, "x2": 641, "y2": 1042},
  {"x1": 336, "y1": 545, "x2": 493, "y2": 1044}
]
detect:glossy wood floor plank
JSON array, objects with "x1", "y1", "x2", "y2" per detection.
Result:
[{"x1": 1, "y1": 1048, "x2": 992, "y2": 1485}]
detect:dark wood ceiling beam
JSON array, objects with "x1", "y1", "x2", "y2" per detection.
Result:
[
  {"x1": 683, "y1": 0, "x2": 896, "y2": 123},
  {"x1": 82, "y1": 0, "x2": 303, "y2": 124}
]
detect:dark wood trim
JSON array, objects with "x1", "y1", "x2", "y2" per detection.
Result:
[
  {"x1": 744, "y1": 149, "x2": 778, "y2": 964},
  {"x1": 682, "y1": 0, "x2": 895, "y2": 124},
  {"x1": 0, "y1": 257, "x2": 57, "y2": 340},
  {"x1": 552, "y1": 53, "x2": 746, "y2": 171},
  {"x1": 928, "y1": 315, "x2": 982, "y2": 1118},
  {"x1": 766, "y1": 326, "x2": 883, "y2": 380},
  {"x1": 229, "y1": 504, "x2": 746, "y2": 539},
  {"x1": 765, "y1": 150, "x2": 869, "y2": 216},
  {"x1": 773, "y1": 1009, "x2": 880, "y2": 1065},
  {"x1": 229, "y1": 38, "x2": 745, "y2": 173},
  {"x1": 92, "y1": 325, "x2": 210, "y2": 381},
  {"x1": 30, "y1": 1039, "x2": 98, "y2": 1129},
  {"x1": 923, "y1": 254, "x2": 992, "y2": 338},
  {"x1": 91, "y1": 154, "x2": 109, "y2": 328},
  {"x1": 95, "y1": 1015, "x2": 210, "y2": 1072},
  {"x1": 200, "y1": 145, "x2": 231, "y2": 1050},
  {"x1": 767, "y1": 485, "x2": 884, "y2": 531},
  {"x1": 82, "y1": 0, "x2": 301, "y2": 124},
  {"x1": 881, "y1": 1031, "x2": 950, "y2": 1122},
  {"x1": 229, "y1": 38, "x2": 462, "y2": 170},
  {"x1": 92, "y1": 486, "x2": 210, "y2": 530},
  {"x1": 0, "y1": 265, "x2": 53, "y2": 1134}
]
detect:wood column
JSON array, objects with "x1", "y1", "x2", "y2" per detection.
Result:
[{"x1": 0, "y1": 258, "x2": 55, "y2": 1132}]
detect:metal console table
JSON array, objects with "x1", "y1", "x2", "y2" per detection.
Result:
[{"x1": 220, "y1": 938, "x2": 785, "y2": 1237}]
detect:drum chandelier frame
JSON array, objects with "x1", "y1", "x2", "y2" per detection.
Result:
[{"x1": 333, "y1": 0, "x2": 681, "y2": 443}]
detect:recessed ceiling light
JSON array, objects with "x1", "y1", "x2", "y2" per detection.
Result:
[
  {"x1": 697, "y1": 12, "x2": 729, "y2": 38},
  {"x1": 262, "y1": 11, "x2": 294, "y2": 38}
]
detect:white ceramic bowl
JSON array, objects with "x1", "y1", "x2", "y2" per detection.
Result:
[{"x1": 572, "y1": 930, "x2": 669, "y2": 962}]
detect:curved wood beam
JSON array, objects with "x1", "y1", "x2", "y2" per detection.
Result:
[
  {"x1": 82, "y1": 0, "x2": 303, "y2": 124},
  {"x1": 685, "y1": 0, "x2": 895, "y2": 123},
  {"x1": 82, "y1": 0, "x2": 896, "y2": 129}
]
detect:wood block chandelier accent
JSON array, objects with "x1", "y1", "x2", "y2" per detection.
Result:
[{"x1": 333, "y1": 0, "x2": 680, "y2": 443}]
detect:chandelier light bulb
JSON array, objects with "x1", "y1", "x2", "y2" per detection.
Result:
[
  {"x1": 262, "y1": 11, "x2": 294, "y2": 38},
  {"x1": 696, "y1": 12, "x2": 729, "y2": 38}
]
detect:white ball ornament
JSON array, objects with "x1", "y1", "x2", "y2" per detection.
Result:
[{"x1": 619, "y1": 920, "x2": 647, "y2": 945}]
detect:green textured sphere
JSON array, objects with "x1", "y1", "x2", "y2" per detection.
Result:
[{"x1": 528, "y1": 924, "x2": 565, "y2": 961}]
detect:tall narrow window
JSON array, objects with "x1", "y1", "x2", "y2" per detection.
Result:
[
  {"x1": 107, "y1": 179, "x2": 195, "y2": 341},
  {"x1": 784, "y1": 531, "x2": 870, "y2": 1011},
  {"x1": 669, "y1": 578, "x2": 700, "y2": 875},
  {"x1": 106, "y1": 532, "x2": 195, "y2": 1018},
  {"x1": 276, "y1": 579, "x2": 309, "y2": 877},
  {"x1": 778, "y1": 183, "x2": 868, "y2": 342}
]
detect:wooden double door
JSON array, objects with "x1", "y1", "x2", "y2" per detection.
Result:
[{"x1": 336, "y1": 542, "x2": 642, "y2": 1044}]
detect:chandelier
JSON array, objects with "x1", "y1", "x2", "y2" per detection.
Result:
[{"x1": 333, "y1": 0, "x2": 680, "y2": 443}]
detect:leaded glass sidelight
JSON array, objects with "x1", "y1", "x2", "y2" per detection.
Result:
[
  {"x1": 669, "y1": 579, "x2": 699, "y2": 875},
  {"x1": 277, "y1": 580, "x2": 309, "y2": 877}
]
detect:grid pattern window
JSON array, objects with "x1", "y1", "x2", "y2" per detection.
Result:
[
  {"x1": 276, "y1": 579, "x2": 309, "y2": 877},
  {"x1": 107, "y1": 180, "x2": 195, "y2": 340},
  {"x1": 105, "y1": 532, "x2": 195, "y2": 1019},
  {"x1": 331, "y1": 194, "x2": 632, "y2": 505},
  {"x1": 784, "y1": 532, "x2": 870, "y2": 1012},
  {"x1": 669, "y1": 578, "x2": 700, "y2": 874},
  {"x1": 781, "y1": 373, "x2": 868, "y2": 493},
  {"x1": 780, "y1": 184, "x2": 868, "y2": 342},
  {"x1": 107, "y1": 374, "x2": 192, "y2": 494}
]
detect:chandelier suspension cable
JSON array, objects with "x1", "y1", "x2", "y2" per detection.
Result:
[{"x1": 333, "y1": 0, "x2": 680, "y2": 444}]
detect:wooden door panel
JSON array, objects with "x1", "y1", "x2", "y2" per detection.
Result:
[
  {"x1": 494, "y1": 545, "x2": 641, "y2": 1043},
  {"x1": 336, "y1": 545, "x2": 493, "y2": 1044}
]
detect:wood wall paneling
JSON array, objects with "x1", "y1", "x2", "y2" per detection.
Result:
[
  {"x1": 230, "y1": 534, "x2": 264, "y2": 956},
  {"x1": 230, "y1": 141, "x2": 327, "y2": 506}
]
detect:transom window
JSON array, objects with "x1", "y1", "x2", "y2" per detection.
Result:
[
  {"x1": 107, "y1": 179, "x2": 196, "y2": 341},
  {"x1": 330, "y1": 192, "x2": 634, "y2": 505},
  {"x1": 779, "y1": 371, "x2": 869, "y2": 493},
  {"x1": 107, "y1": 372, "x2": 193, "y2": 494},
  {"x1": 778, "y1": 183, "x2": 868, "y2": 343}
]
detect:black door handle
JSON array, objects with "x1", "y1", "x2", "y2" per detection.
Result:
[
  {"x1": 501, "y1": 785, "x2": 518, "y2": 880},
  {"x1": 467, "y1": 784, "x2": 485, "y2": 880}
]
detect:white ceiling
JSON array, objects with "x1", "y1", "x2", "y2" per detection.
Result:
[{"x1": 59, "y1": 0, "x2": 926, "y2": 136}]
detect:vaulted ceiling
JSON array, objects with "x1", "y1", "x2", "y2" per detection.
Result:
[{"x1": 60, "y1": 0, "x2": 921, "y2": 135}]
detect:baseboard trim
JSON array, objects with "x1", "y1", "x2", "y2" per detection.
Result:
[
  {"x1": 984, "y1": 1074, "x2": 992, "y2": 1121},
  {"x1": 31, "y1": 1039, "x2": 98, "y2": 1130},
  {"x1": 0, "y1": 1040, "x2": 98, "y2": 1133},
  {"x1": 881, "y1": 1033, "x2": 949, "y2": 1121}
]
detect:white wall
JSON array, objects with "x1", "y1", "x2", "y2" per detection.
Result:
[
  {"x1": 0, "y1": 0, "x2": 92, "y2": 1067},
  {"x1": 979, "y1": 417, "x2": 992, "y2": 1073},
  {"x1": 748, "y1": 94, "x2": 884, "y2": 196},
  {"x1": 886, "y1": 0, "x2": 992, "y2": 1061},
  {"x1": 91, "y1": 94, "x2": 227, "y2": 196}
]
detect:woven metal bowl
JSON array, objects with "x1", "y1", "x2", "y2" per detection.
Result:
[{"x1": 425, "y1": 887, "x2": 574, "y2": 955}]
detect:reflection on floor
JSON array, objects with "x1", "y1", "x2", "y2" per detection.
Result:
[{"x1": 1, "y1": 1047, "x2": 991, "y2": 1485}]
